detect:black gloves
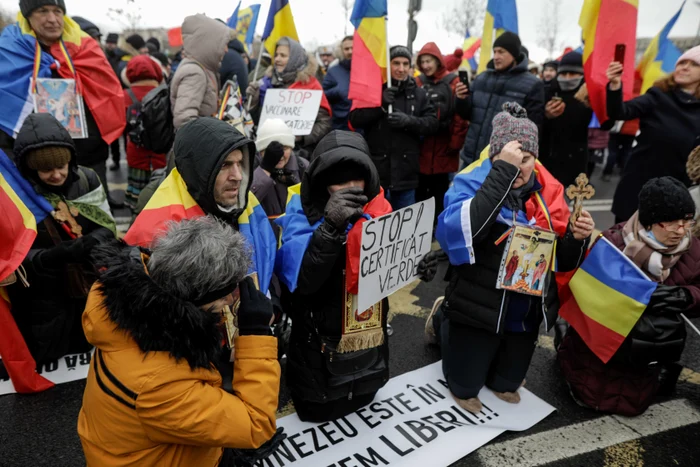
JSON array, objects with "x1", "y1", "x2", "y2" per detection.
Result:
[
  {"x1": 418, "y1": 251, "x2": 439, "y2": 282},
  {"x1": 229, "y1": 428, "x2": 287, "y2": 466},
  {"x1": 237, "y1": 276, "x2": 273, "y2": 336},
  {"x1": 387, "y1": 111, "x2": 413, "y2": 129},
  {"x1": 260, "y1": 142, "x2": 285, "y2": 173},
  {"x1": 382, "y1": 86, "x2": 398, "y2": 108},
  {"x1": 647, "y1": 285, "x2": 691, "y2": 314},
  {"x1": 35, "y1": 235, "x2": 101, "y2": 269},
  {"x1": 323, "y1": 187, "x2": 368, "y2": 231}
]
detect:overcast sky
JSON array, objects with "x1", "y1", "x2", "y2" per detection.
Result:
[{"x1": 1, "y1": 0, "x2": 698, "y2": 62}]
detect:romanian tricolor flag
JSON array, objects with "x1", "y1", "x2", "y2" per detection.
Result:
[
  {"x1": 477, "y1": 0, "x2": 519, "y2": 74},
  {"x1": 0, "y1": 149, "x2": 54, "y2": 394},
  {"x1": 559, "y1": 237, "x2": 657, "y2": 363},
  {"x1": 579, "y1": 0, "x2": 638, "y2": 123},
  {"x1": 348, "y1": 0, "x2": 388, "y2": 109},
  {"x1": 462, "y1": 30, "x2": 481, "y2": 72},
  {"x1": 637, "y1": 1, "x2": 684, "y2": 95},
  {"x1": 436, "y1": 146, "x2": 569, "y2": 267},
  {"x1": 262, "y1": 0, "x2": 299, "y2": 56},
  {"x1": 124, "y1": 169, "x2": 277, "y2": 294}
]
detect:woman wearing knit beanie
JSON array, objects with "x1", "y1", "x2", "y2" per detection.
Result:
[
  {"x1": 431, "y1": 102, "x2": 595, "y2": 414},
  {"x1": 606, "y1": 45, "x2": 700, "y2": 223},
  {"x1": 559, "y1": 176, "x2": 700, "y2": 416}
]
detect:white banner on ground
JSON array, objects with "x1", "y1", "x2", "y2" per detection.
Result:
[
  {"x1": 0, "y1": 351, "x2": 92, "y2": 396},
  {"x1": 272, "y1": 361, "x2": 556, "y2": 467},
  {"x1": 259, "y1": 89, "x2": 323, "y2": 136},
  {"x1": 357, "y1": 198, "x2": 435, "y2": 312}
]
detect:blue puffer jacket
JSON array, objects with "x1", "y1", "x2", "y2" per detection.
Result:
[
  {"x1": 322, "y1": 60, "x2": 352, "y2": 130},
  {"x1": 456, "y1": 54, "x2": 545, "y2": 166}
]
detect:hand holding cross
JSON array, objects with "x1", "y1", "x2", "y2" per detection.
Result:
[{"x1": 566, "y1": 173, "x2": 595, "y2": 227}]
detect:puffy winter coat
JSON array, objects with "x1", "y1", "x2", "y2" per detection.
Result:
[
  {"x1": 77, "y1": 244, "x2": 279, "y2": 467},
  {"x1": 322, "y1": 59, "x2": 352, "y2": 130},
  {"x1": 558, "y1": 222, "x2": 700, "y2": 416},
  {"x1": 220, "y1": 38, "x2": 249, "y2": 96},
  {"x1": 7, "y1": 113, "x2": 114, "y2": 364},
  {"x1": 608, "y1": 85, "x2": 700, "y2": 221},
  {"x1": 349, "y1": 78, "x2": 439, "y2": 191},
  {"x1": 456, "y1": 54, "x2": 545, "y2": 166},
  {"x1": 170, "y1": 15, "x2": 231, "y2": 130},
  {"x1": 415, "y1": 42, "x2": 470, "y2": 175}
]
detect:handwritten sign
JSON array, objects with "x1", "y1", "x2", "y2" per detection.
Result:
[
  {"x1": 259, "y1": 89, "x2": 323, "y2": 136},
  {"x1": 358, "y1": 199, "x2": 435, "y2": 312},
  {"x1": 273, "y1": 361, "x2": 556, "y2": 466}
]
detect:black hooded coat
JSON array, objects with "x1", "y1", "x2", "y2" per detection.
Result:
[{"x1": 220, "y1": 39, "x2": 249, "y2": 97}]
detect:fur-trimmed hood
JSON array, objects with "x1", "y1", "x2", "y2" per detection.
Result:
[
  {"x1": 86, "y1": 241, "x2": 222, "y2": 370},
  {"x1": 264, "y1": 53, "x2": 320, "y2": 85}
]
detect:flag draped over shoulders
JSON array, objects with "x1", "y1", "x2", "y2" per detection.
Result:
[{"x1": 125, "y1": 169, "x2": 276, "y2": 294}]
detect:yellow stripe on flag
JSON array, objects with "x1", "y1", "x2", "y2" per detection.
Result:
[
  {"x1": 579, "y1": 0, "x2": 601, "y2": 63},
  {"x1": 570, "y1": 268, "x2": 647, "y2": 337},
  {"x1": 263, "y1": 4, "x2": 299, "y2": 55},
  {"x1": 357, "y1": 17, "x2": 387, "y2": 68},
  {"x1": 0, "y1": 173, "x2": 36, "y2": 231},
  {"x1": 143, "y1": 169, "x2": 199, "y2": 211},
  {"x1": 478, "y1": 12, "x2": 495, "y2": 74}
]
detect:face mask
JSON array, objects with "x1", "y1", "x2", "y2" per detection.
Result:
[{"x1": 557, "y1": 76, "x2": 583, "y2": 92}]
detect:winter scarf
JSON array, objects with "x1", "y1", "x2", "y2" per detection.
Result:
[
  {"x1": 622, "y1": 211, "x2": 691, "y2": 282},
  {"x1": 272, "y1": 37, "x2": 308, "y2": 87}
]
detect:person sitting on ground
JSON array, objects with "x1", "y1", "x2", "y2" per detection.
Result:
[
  {"x1": 7, "y1": 113, "x2": 116, "y2": 365},
  {"x1": 78, "y1": 216, "x2": 281, "y2": 466},
  {"x1": 275, "y1": 130, "x2": 439, "y2": 422},
  {"x1": 251, "y1": 118, "x2": 309, "y2": 220},
  {"x1": 430, "y1": 102, "x2": 594, "y2": 414}
]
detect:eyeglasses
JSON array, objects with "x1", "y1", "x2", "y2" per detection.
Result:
[{"x1": 659, "y1": 219, "x2": 697, "y2": 232}]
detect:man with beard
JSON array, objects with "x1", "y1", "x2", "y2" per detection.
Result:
[{"x1": 323, "y1": 36, "x2": 354, "y2": 130}]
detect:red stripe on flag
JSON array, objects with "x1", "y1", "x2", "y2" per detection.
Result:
[
  {"x1": 349, "y1": 30, "x2": 384, "y2": 110},
  {"x1": 0, "y1": 189, "x2": 36, "y2": 281},
  {"x1": 464, "y1": 38, "x2": 481, "y2": 59},
  {"x1": 124, "y1": 204, "x2": 205, "y2": 248}
]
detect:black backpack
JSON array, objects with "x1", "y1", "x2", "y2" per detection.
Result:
[
  {"x1": 124, "y1": 89, "x2": 143, "y2": 145},
  {"x1": 419, "y1": 73, "x2": 457, "y2": 122}
]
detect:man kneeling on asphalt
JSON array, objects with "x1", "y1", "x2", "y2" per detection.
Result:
[{"x1": 78, "y1": 216, "x2": 282, "y2": 466}]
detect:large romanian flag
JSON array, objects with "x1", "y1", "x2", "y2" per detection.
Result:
[
  {"x1": 124, "y1": 169, "x2": 277, "y2": 294},
  {"x1": 462, "y1": 29, "x2": 481, "y2": 72},
  {"x1": 560, "y1": 237, "x2": 657, "y2": 363},
  {"x1": 0, "y1": 14, "x2": 124, "y2": 143},
  {"x1": 348, "y1": 0, "x2": 388, "y2": 109},
  {"x1": 477, "y1": 0, "x2": 519, "y2": 74},
  {"x1": 579, "y1": 0, "x2": 638, "y2": 123},
  {"x1": 0, "y1": 149, "x2": 54, "y2": 394},
  {"x1": 637, "y1": 1, "x2": 684, "y2": 95},
  {"x1": 262, "y1": 0, "x2": 299, "y2": 56}
]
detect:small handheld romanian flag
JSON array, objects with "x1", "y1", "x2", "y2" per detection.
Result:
[{"x1": 559, "y1": 237, "x2": 657, "y2": 363}]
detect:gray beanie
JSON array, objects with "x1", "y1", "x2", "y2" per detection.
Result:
[
  {"x1": 390, "y1": 45, "x2": 412, "y2": 62},
  {"x1": 489, "y1": 102, "x2": 539, "y2": 158}
]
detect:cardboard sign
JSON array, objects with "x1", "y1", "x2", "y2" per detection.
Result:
[
  {"x1": 259, "y1": 89, "x2": 323, "y2": 136},
  {"x1": 357, "y1": 199, "x2": 435, "y2": 313},
  {"x1": 273, "y1": 361, "x2": 556, "y2": 466}
]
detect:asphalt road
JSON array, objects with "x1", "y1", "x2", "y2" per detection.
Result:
[{"x1": 1, "y1": 161, "x2": 699, "y2": 467}]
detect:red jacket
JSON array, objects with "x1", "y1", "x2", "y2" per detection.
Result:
[{"x1": 415, "y1": 43, "x2": 469, "y2": 175}]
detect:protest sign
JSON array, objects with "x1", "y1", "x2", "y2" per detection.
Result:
[
  {"x1": 270, "y1": 361, "x2": 556, "y2": 467},
  {"x1": 0, "y1": 351, "x2": 92, "y2": 396},
  {"x1": 259, "y1": 89, "x2": 323, "y2": 136},
  {"x1": 357, "y1": 198, "x2": 435, "y2": 313}
]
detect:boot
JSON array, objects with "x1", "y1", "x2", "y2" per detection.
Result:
[{"x1": 657, "y1": 363, "x2": 683, "y2": 397}]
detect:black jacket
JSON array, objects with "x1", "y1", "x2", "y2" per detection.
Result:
[
  {"x1": 539, "y1": 80, "x2": 593, "y2": 188},
  {"x1": 220, "y1": 39, "x2": 249, "y2": 97},
  {"x1": 443, "y1": 160, "x2": 588, "y2": 334},
  {"x1": 8, "y1": 114, "x2": 114, "y2": 364},
  {"x1": 456, "y1": 54, "x2": 545, "y2": 166},
  {"x1": 285, "y1": 131, "x2": 389, "y2": 419},
  {"x1": 349, "y1": 78, "x2": 439, "y2": 191},
  {"x1": 608, "y1": 85, "x2": 700, "y2": 221}
]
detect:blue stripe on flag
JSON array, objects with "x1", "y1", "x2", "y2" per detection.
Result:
[
  {"x1": 262, "y1": 0, "x2": 291, "y2": 39},
  {"x1": 0, "y1": 149, "x2": 53, "y2": 222},
  {"x1": 239, "y1": 200, "x2": 276, "y2": 294}
]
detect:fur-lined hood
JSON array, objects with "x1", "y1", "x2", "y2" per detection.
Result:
[
  {"x1": 264, "y1": 53, "x2": 320, "y2": 85},
  {"x1": 86, "y1": 241, "x2": 222, "y2": 370}
]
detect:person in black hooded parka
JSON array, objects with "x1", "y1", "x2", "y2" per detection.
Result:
[
  {"x1": 277, "y1": 131, "x2": 438, "y2": 422},
  {"x1": 220, "y1": 38, "x2": 249, "y2": 97},
  {"x1": 7, "y1": 113, "x2": 116, "y2": 364}
]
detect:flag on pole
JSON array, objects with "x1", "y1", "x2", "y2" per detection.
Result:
[
  {"x1": 477, "y1": 0, "x2": 519, "y2": 74},
  {"x1": 559, "y1": 237, "x2": 657, "y2": 363},
  {"x1": 579, "y1": 0, "x2": 638, "y2": 123},
  {"x1": 228, "y1": 2, "x2": 262, "y2": 50},
  {"x1": 348, "y1": 0, "x2": 389, "y2": 109},
  {"x1": 228, "y1": 1, "x2": 242, "y2": 29},
  {"x1": 637, "y1": 1, "x2": 684, "y2": 94},
  {"x1": 462, "y1": 29, "x2": 481, "y2": 71},
  {"x1": 262, "y1": 0, "x2": 299, "y2": 55}
]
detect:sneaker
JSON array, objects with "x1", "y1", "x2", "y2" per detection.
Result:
[
  {"x1": 493, "y1": 390, "x2": 521, "y2": 404},
  {"x1": 424, "y1": 297, "x2": 443, "y2": 345},
  {"x1": 454, "y1": 396, "x2": 483, "y2": 414}
]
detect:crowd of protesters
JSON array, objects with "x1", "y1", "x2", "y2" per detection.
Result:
[{"x1": 1, "y1": 0, "x2": 700, "y2": 466}]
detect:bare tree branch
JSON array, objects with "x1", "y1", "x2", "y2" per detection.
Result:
[
  {"x1": 339, "y1": 0, "x2": 355, "y2": 37},
  {"x1": 107, "y1": 0, "x2": 142, "y2": 33},
  {"x1": 537, "y1": 0, "x2": 563, "y2": 59},
  {"x1": 441, "y1": 0, "x2": 487, "y2": 38}
]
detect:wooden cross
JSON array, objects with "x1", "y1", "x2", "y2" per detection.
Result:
[{"x1": 566, "y1": 173, "x2": 595, "y2": 225}]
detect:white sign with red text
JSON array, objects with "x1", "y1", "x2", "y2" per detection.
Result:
[{"x1": 260, "y1": 89, "x2": 323, "y2": 136}]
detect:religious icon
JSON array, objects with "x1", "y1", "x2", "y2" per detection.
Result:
[
  {"x1": 33, "y1": 78, "x2": 88, "y2": 139},
  {"x1": 566, "y1": 173, "x2": 595, "y2": 226},
  {"x1": 496, "y1": 225, "x2": 556, "y2": 297}
]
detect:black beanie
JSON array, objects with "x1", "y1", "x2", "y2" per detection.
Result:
[
  {"x1": 126, "y1": 34, "x2": 146, "y2": 51},
  {"x1": 543, "y1": 60, "x2": 559, "y2": 71},
  {"x1": 20, "y1": 0, "x2": 65, "y2": 18},
  {"x1": 146, "y1": 37, "x2": 161, "y2": 52},
  {"x1": 493, "y1": 32, "x2": 522, "y2": 61},
  {"x1": 558, "y1": 52, "x2": 584, "y2": 75},
  {"x1": 106, "y1": 33, "x2": 119, "y2": 44},
  {"x1": 638, "y1": 177, "x2": 696, "y2": 227},
  {"x1": 390, "y1": 45, "x2": 412, "y2": 62},
  {"x1": 322, "y1": 161, "x2": 368, "y2": 188}
]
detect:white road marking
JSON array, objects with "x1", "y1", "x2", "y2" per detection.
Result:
[{"x1": 477, "y1": 399, "x2": 700, "y2": 467}]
